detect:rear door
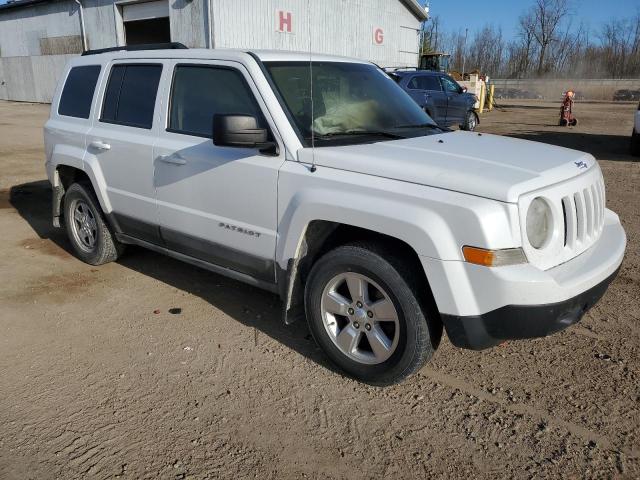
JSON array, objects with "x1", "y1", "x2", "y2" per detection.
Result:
[
  {"x1": 153, "y1": 60, "x2": 284, "y2": 283},
  {"x1": 86, "y1": 61, "x2": 165, "y2": 244},
  {"x1": 440, "y1": 75, "x2": 467, "y2": 125}
]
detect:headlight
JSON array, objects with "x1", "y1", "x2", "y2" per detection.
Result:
[{"x1": 526, "y1": 197, "x2": 553, "y2": 249}]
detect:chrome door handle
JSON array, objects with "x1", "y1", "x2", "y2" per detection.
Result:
[
  {"x1": 90, "y1": 140, "x2": 111, "y2": 151},
  {"x1": 158, "y1": 154, "x2": 186, "y2": 165}
]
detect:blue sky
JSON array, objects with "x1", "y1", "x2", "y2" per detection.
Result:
[{"x1": 419, "y1": 0, "x2": 639, "y2": 40}]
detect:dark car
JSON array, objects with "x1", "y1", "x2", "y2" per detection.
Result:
[
  {"x1": 614, "y1": 89, "x2": 640, "y2": 102},
  {"x1": 392, "y1": 71, "x2": 479, "y2": 130}
]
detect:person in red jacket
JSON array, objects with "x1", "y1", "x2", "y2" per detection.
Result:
[{"x1": 559, "y1": 90, "x2": 578, "y2": 126}]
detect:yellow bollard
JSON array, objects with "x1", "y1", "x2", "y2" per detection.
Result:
[
  {"x1": 488, "y1": 84, "x2": 494, "y2": 112},
  {"x1": 478, "y1": 81, "x2": 486, "y2": 114}
]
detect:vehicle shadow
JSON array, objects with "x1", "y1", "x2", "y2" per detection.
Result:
[
  {"x1": 492, "y1": 103, "x2": 552, "y2": 110},
  {"x1": 8, "y1": 180, "x2": 336, "y2": 374},
  {"x1": 504, "y1": 131, "x2": 636, "y2": 162}
]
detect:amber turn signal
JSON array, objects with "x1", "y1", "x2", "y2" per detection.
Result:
[{"x1": 462, "y1": 246, "x2": 527, "y2": 267}]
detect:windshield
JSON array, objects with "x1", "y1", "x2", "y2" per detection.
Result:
[{"x1": 264, "y1": 61, "x2": 442, "y2": 146}]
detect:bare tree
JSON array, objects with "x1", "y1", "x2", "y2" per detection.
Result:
[
  {"x1": 502, "y1": 13, "x2": 538, "y2": 78},
  {"x1": 442, "y1": 30, "x2": 467, "y2": 72},
  {"x1": 552, "y1": 21, "x2": 585, "y2": 75},
  {"x1": 419, "y1": 15, "x2": 441, "y2": 54},
  {"x1": 598, "y1": 13, "x2": 640, "y2": 78},
  {"x1": 529, "y1": 0, "x2": 570, "y2": 74},
  {"x1": 467, "y1": 25, "x2": 505, "y2": 74},
  {"x1": 421, "y1": 1, "x2": 640, "y2": 80}
]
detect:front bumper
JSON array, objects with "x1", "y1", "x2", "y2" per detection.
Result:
[
  {"x1": 421, "y1": 209, "x2": 626, "y2": 350},
  {"x1": 441, "y1": 267, "x2": 619, "y2": 349}
]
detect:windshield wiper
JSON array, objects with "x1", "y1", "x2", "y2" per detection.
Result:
[
  {"x1": 313, "y1": 130, "x2": 406, "y2": 140},
  {"x1": 393, "y1": 123, "x2": 441, "y2": 130}
]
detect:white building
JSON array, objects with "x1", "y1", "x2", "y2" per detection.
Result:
[{"x1": 0, "y1": 0, "x2": 426, "y2": 102}]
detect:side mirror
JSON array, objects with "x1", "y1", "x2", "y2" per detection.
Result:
[
  {"x1": 461, "y1": 86, "x2": 468, "y2": 93},
  {"x1": 212, "y1": 114, "x2": 278, "y2": 154}
]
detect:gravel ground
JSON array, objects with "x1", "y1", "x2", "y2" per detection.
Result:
[{"x1": 0, "y1": 99, "x2": 638, "y2": 479}]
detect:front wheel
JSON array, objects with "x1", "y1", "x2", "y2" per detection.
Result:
[
  {"x1": 461, "y1": 110, "x2": 478, "y2": 131},
  {"x1": 305, "y1": 244, "x2": 440, "y2": 385}
]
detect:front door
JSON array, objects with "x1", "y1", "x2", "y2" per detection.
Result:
[
  {"x1": 440, "y1": 75, "x2": 466, "y2": 125},
  {"x1": 406, "y1": 74, "x2": 447, "y2": 125},
  {"x1": 153, "y1": 61, "x2": 284, "y2": 283},
  {"x1": 86, "y1": 61, "x2": 165, "y2": 244}
]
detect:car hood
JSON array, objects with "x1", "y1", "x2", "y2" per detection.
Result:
[{"x1": 300, "y1": 131, "x2": 597, "y2": 203}]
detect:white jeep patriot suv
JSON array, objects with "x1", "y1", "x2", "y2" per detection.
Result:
[{"x1": 44, "y1": 45, "x2": 626, "y2": 385}]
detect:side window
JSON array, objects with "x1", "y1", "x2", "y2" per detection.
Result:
[
  {"x1": 422, "y1": 76, "x2": 442, "y2": 91},
  {"x1": 101, "y1": 64, "x2": 162, "y2": 129},
  {"x1": 168, "y1": 65, "x2": 264, "y2": 138},
  {"x1": 441, "y1": 76, "x2": 461, "y2": 94},
  {"x1": 58, "y1": 65, "x2": 101, "y2": 119},
  {"x1": 408, "y1": 76, "x2": 442, "y2": 91}
]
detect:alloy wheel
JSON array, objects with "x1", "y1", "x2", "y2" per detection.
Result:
[
  {"x1": 320, "y1": 272, "x2": 400, "y2": 365},
  {"x1": 69, "y1": 199, "x2": 98, "y2": 252}
]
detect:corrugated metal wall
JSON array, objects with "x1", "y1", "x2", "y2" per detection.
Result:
[
  {"x1": 212, "y1": 0, "x2": 421, "y2": 67},
  {"x1": 170, "y1": 0, "x2": 209, "y2": 48},
  {"x1": 0, "y1": 0, "x2": 80, "y2": 102},
  {"x1": 0, "y1": 0, "x2": 80, "y2": 56},
  {"x1": 0, "y1": 54, "x2": 75, "y2": 102},
  {"x1": 0, "y1": 0, "x2": 421, "y2": 102}
]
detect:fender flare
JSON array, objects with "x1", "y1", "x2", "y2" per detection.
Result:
[
  {"x1": 276, "y1": 189, "x2": 463, "y2": 324},
  {"x1": 50, "y1": 146, "x2": 113, "y2": 226}
]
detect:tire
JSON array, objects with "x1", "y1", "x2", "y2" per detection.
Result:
[
  {"x1": 304, "y1": 243, "x2": 441, "y2": 385},
  {"x1": 63, "y1": 182, "x2": 124, "y2": 265},
  {"x1": 461, "y1": 110, "x2": 478, "y2": 131},
  {"x1": 631, "y1": 129, "x2": 640, "y2": 157}
]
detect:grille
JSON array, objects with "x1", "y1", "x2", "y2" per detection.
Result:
[
  {"x1": 519, "y1": 164, "x2": 607, "y2": 271},
  {"x1": 560, "y1": 177, "x2": 606, "y2": 249}
]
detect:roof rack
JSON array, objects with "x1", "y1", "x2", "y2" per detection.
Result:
[
  {"x1": 382, "y1": 66, "x2": 419, "y2": 73},
  {"x1": 81, "y1": 42, "x2": 188, "y2": 56}
]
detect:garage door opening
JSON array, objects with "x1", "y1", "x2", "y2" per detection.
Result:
[
  {"x1": 125, "y1": 17, "x2": 171, "y2": 45},
  {"x1": 121, "y1": 0, "x2": 171, "y2": 45}
]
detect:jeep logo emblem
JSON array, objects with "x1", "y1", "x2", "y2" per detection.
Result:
[{"x1": 574, "y1": 160, "x2": 588, "y2": 169}]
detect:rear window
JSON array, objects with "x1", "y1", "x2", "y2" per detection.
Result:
[
  {"x1": 58, "y1": 65, "x2": 101, "y2": 119},
  {"x1": 101, "y1": 64, "x2": 162, "y2": 129}
]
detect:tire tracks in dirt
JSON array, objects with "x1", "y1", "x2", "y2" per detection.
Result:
[{"x1": 420, "y1": 367, "x2": 639, "y2": 459}]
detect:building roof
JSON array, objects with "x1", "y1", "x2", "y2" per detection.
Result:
[
  {"x1": 0, "y1": 0, "x2": 428, "y2": 20},
  {"x1": 400, "y1": 0, "x2": 427, "y2": 21},
  {"x1": 0, "y1": 0, "x2": 61, "y2": 11}
]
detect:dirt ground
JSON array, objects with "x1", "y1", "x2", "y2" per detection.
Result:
[{"x1": 0, "y1": 99, "x2": 638, "y2": 480}]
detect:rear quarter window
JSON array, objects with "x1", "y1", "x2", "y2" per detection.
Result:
[{"x1": 58, "y1": 65, "x2": 101, "y2": 119}]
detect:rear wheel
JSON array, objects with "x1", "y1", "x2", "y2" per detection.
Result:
[
  {"x1": 64, "y1": 182, "x2": 124, "y2": 265},
  {"x1": 631, "y1": 129, "x2": 640, "y2": 157},
  {"x1": 461, "y1": 110, "x2": 478, "y2": 131},
  {"x1": 305, "y1": 244, "x2": 440, "y2": 385}
]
